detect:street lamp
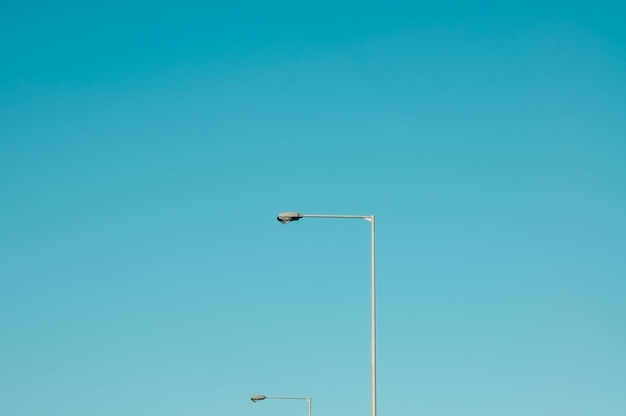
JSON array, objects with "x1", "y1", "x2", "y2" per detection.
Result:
[
  {"x1": 276, "y1": 212, "x2": 377, "y2": 416},
  {"x1": 250, "y1": 394, "x2": 312, "y2": 416}
]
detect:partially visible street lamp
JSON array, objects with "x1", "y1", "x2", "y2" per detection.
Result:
[
  {"x1": 250, "y1": 395, "x2": 312, "y2": 416},
  {"x1": 276, "y1": 212, "x2": 377, "y2": 416}
]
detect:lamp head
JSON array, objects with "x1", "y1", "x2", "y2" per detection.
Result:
[
  {"x1": 251, "y1": 395, "x2": 266, "y2": 402},
  {"x1": 277, "y1": 212, "x2": 302, "y2": 224}
]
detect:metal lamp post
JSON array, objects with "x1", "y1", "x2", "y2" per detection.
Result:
[
  {"x1": 276, "y1": 212, "x2": 377, "y2": 416},
  {"x1": 251, "y1": 394, "x2": 312, "y2": 416}
]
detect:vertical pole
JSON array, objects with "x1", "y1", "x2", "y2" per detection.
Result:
[
  {"x1": 370, "y1": 215, "x2": 377, "y2": 416},
  {"x1": 308, "y1": 397, "x2": 312, "y2": 416}
]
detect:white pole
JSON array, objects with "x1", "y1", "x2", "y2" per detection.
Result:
[
  {"x1": 370, "y1": 215, "x2": 376, "y2": 416},
  {"x1": 308, "y1": 397, "x2": 312, "y2": 416}
]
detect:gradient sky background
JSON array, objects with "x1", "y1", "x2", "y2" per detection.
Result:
[{"x1": 1, "y1": 1, "x2": 625, "y2": 415}]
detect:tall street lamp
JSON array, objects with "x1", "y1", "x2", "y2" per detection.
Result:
[
  {"x1": 251, "y1": 394, "x2": 312, "y2": 416},
  {"x1": 276, "y1": 212, "x2": 377, "y2": 416}
]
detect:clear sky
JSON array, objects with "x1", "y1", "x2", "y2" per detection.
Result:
[{"x1": 1, "y1": 1, "x2": 625, "y2": 415}]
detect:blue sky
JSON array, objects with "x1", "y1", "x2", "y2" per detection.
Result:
[{"x1": 1, "y1": 1, "x2": 625, "y2": 415}]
